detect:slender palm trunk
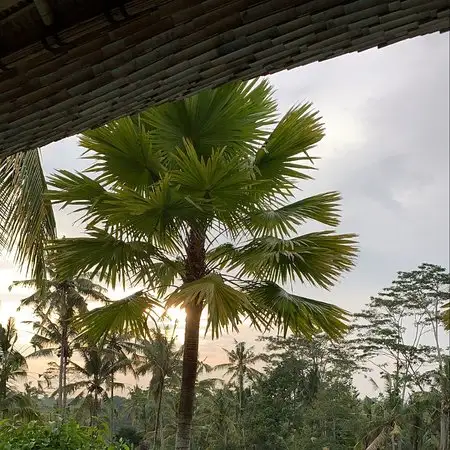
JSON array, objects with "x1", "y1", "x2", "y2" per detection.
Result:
[
  {"x1": 175, "y1": 304, "x2": 202, "y2": 450},
  {"x1": 62, "y1": 354, "x2": 68, "y2": 414},
  {"x1": 58, "y1": 348, "x2": 64, "y2": 410},
  {"x1": 175, "y1": 227, "x2": 206, "y2": 449},
  {"x1": 432, "y1": 305, "x2": 449, "y2": 450},
  {"x1": 440, "y1": 398, "x2": 449, "y2": 450},
  {"x1": 412, "y1": 413, "x2": 420, "y2": 450},
  {"x1": 0, "y1": 373, "x2": 7, "y2": 418},
  {"x1": 93, "y1": 388, "x2": 99, "y2": 426},
  {"x1": 61, "y1": 321, "x2": 69, "y2": 418},
  {"x1": 153, "y1": 380, "x2": 164, "y2": 450},
  {"x1": 89, "y1": 397, "x2": 94, "y2": 427},
  {"x1": 238, "y1": 368, "x2": 245, "y2": 449},
  {"x1": 238, "y1": 368, "x2": 243, "y2": 413},
  {"x1": 110, "y1": 372, "x2": 115, "y2": 439}
]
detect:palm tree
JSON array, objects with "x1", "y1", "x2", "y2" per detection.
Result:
[
  {"x1": 11, "y1": 271, "x2": 108, "y2": 411},
  {"x1": 0, "y1": 318, "x2": 37, "y2": 419},
  {"x1": 0, "y1": 318, "x2": 27, "y2": 399},
  {"x1": 0, "y1": 149, "x2": 56, "y2": 283},
  {"x1": 45, "y1": 79, "x2": 358, "y2": 449},
  {"x1": 134, "y1": 325, "x2": 183, "y2": 449},
  {"x1": 216, "y1": 341, "x2": 265, "y2": 415},
  {"x1": 103, "y1": 333, "x2": 137, "y2": 438},
  {"x1": 64, "y1": 345, "x2": 129, "y2": 426},
  {"x1": 193, "y1": 384, "x2": 239, "y2": 449},
  {"x1": 215, "y1": 341, "x2": 265, "y2": 448}
]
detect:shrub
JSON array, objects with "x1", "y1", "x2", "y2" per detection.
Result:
[
  {"x1": 0, "y1": 419, "x2": 129, "y2": 450},
  {"x1": 115, "y1": 427, "x2": 143, "y2": 447}
]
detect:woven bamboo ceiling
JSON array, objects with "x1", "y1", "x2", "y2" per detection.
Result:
[{"x1": 1, "y1": 0, "x2": 449, "y2": 157}]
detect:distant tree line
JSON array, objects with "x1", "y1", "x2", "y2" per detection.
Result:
[{"x1": 0, "y1": 263, "x2": 448, "y2": 449}]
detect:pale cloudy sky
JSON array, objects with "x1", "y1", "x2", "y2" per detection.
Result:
[{"x1": 0, "y1": 32, "x2": 449, "y2": 392}]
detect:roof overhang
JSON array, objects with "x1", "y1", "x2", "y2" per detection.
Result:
[{"x1": 0, "y1": 0, "x2": 448, "y2": 157}]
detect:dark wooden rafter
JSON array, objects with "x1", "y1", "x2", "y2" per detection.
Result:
[{"x1": 0, "y1": 0, "x2": 448, "y2": 157}]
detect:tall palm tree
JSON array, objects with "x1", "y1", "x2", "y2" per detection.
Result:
[
  {"x1": 103, "y1": 333, "x2": 137, "y2": 438},
  {"x1": 134, "y1": 325, "x2": 183, "y2": 449},
  {"x1": 64, "y1": 345, "x2": 129, "y2": 426},
  {"x1": 193, "y1": 384, "x2": 239, "y2": 449},
  {"x1": 0, "y1": 149, "x2": 56, "y2": 284},
  {"x1": 216, "y1": 340, "x2": 265, "y2": 415},
  {"x1": 11, "y1": 271, "x2": 107, "y2": 411},
  {"x1": 45, "y1": 80, "x2": 358, "y2": 449},
  {"x1": 0, "y1": 318, "x2": 37, "y2": 419},
  {"x1": 0, "y1": 318, "x2": 27, "y2": 400},
  {"x1": 214, "y1": 341, "x2": 265, "y2": 448}
]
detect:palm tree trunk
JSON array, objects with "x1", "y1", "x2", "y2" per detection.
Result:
[
  {"x1": 238, "y1": 367, "x2": 245, "y2": 447},
  {"x1": 439, "y1": 360, "x2": 449, "y2": 450},
  {"x1": 440, "y1": 406, "x2": 449, "y2": 450},
  {"x1": 93, "y1": 389, "x2": 99, "y2": 426},
  {"x1": 175, "y1": 303, "x2": 202, "y2": 450},
  {"x1": 238, "y1": 369, "x2": 243, "y2": 414},
  {"x1": 89, "y1": 394, "x2": 94, "y2": 427},
  {"x1": 58, "y1": 347, "x2": 64, "y2": 410},
  {"x1": 110, "y1": 372, "x2": 115, "y2": 439},
  {"x1": 62, "y1": 354, "x2": 68, "y2": 415},
  {"x1": 61, "y1": 321, "x2": 69, "y2": 418},
  {"x1": 0, "y1": 373, "x2": 7, "y2": 417},
  {"x1": 153, "y1": 380, "x2": 164, "y2": 450}
]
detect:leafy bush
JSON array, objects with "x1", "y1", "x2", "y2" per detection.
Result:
[
  {"x1": 115, "y1": 427, "x2": 143, "y2": 447},
  {"x1": 0, "y1": 419, "x2": 129, "y2": 450}
]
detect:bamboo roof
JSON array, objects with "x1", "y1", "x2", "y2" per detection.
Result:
[{"x1": 0, "y1": 0, "x2": 448, "y2": 157}]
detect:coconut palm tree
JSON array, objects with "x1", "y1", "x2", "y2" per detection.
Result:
[
  {"x1": 216, "y1": 340, "x2": 265, "y2": 414},
  {"x1": 11, "y1": 271, "x2": 108, "y2": 411},
  {"x1": 134, "y1": 325, "x2": 183, "y2": 449},
  {"x1": 64, "y1": 345, "x2": 129, "y2": 426},
  {"x1": 0, "y1": 318, "x2": 38, "y2": 419},
  {"x1": 45, "y1": 79, "x2": 358, "y2": 449},
  {"x1": 215, "y1": 341, "x2": 265, "y2": 448},
  {"x1": 103, "y1": 333, "x2": 138, "y2": 438},
  {"x1": 0, "y1": 149, "x2": 56, "y2": 284},
  {"x1": 193, "y1": 384, "x2": 239, "y2": 449},
  {"x1": 0, "y1": 318, "x2": 27, "y2": 400}
]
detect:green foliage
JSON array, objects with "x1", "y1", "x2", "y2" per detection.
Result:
[
  {"x1": 0, "y1": 318, "x2": 33, "y2": 419},
  {"x1": 115, "y1": 426, "x2": 143, "y2": 447},
  {"x1": 47, "y1": 80, "x2": 358, "y2": 343},
  {"x1": 294, "y1": 381, "x2": 365, "y2": 450},
  {"x1": 0, "y1": 419, "x2": 129, "y2": 449},
  {"x1": 351, "y1": 263, "x2": 449, "y2": 449},
  {"x1": 0, "y1": 150, "x2": 56, "y2": 283},
  {"x1": 74, "y1": 291, "x2": 161, "y2": 343}
]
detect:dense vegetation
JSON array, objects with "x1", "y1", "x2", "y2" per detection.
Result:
[
  {"x1": 0, "y1": 80, "x2": 449, "y2": 449},
  {"x1": 0, "y1": 263, "x2": 448, "y2": 449}
]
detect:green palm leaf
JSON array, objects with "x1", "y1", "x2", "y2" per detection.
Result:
[
  {"x1": 0, "y1": 149, "x2": 56, "y2": 282},
  {"x1": 73, "y1": 291, "x2": 162, "y2": 343},
  {"x1": 254, "y1": 103, "x2": 323, "y2": 194},
  {"x1": 245, "y1": 281, "x2": 350, "y2": 339},
  {"x1": 247, "y1": 191, "x2": 342, "y2": 237},
  {"x1": 233, "y1": 232, "x2": 358, "y2": 287},
  {"x1": 81, "y1": 116, "x2": 164, "y2": 190},
  {"x1": 142, "y1": 79, "x2": 277, "y2": 159},
  {"x1": 167, "y1": 274, "x2": 254, "y2": 339},
  {"x1": 46, "y1": 229, "x2": 160, "y2": 289}
]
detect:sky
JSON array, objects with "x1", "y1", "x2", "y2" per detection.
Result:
[{"x1": 0, "y1": 31, "x2": 449, "y2": 394}]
